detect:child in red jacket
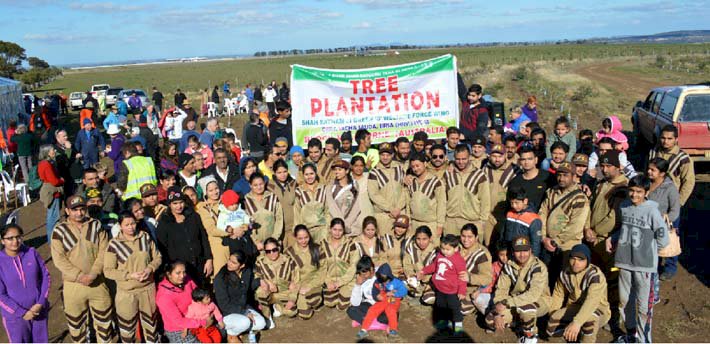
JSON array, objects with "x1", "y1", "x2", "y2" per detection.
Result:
[{"x1": 418, "y1": 234, "x2": 468, "y2": 334}]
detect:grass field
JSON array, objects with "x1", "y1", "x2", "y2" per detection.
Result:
[{"x1": 36, "y1": 43, "x2": 710, "y2": 103}]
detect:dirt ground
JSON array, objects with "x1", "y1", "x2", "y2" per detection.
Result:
[{"x1": 2, "y1": 61, "x2": 709, "y2": 343}]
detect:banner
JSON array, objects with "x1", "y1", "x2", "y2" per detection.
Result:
[{"x1": 290, "y1": 54, "x2": 459, "y2": 146}]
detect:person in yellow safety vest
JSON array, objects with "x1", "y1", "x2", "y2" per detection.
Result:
[{"x1": 117, "y1": 142, "x2": 157, "y2": 200}]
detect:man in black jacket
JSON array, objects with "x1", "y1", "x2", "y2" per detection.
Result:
[
  {"x1": 151, "y1": 87, "x2": 164, "y2": 112},
  {"x1": 268, "y1": 101, "x2": 292, "y2": 149},
  {"x1": 202, "y1": 148, "x2": 240, "y2": 192}
]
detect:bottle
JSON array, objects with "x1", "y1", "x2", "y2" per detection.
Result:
[{"x1": 248, "y1": 331, "x2": 257, "y2": 343}]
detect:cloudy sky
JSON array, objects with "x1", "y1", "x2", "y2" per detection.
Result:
[{"x1": 1, "y1": 0, "x2": 708, "y2": 66}]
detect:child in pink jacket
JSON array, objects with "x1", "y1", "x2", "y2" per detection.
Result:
[
  {"x1": 185, "y1": 288, "x2": 225, "y2": 343},
  {"x1": 596, "y1": 115, "x2": 629, "y2": 151}
]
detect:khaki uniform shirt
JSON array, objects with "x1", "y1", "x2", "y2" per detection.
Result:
[
  {"x1": 104, "y1": 231, "x2": 162, "y2": 291},
  {"x1": 51, "y1": 218, "x2": 108, "y2": 283}
]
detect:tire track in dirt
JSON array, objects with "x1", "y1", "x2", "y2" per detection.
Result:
[{"x1": 573, "y1": 61, "x2": 669, "y2": 101}]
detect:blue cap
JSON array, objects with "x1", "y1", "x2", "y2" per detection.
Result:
[
  {"x1": 570, "y1": 244, "x2": 591, "y2": 261},
  {"x1": 290, "y1": 146, "x2": 304, "y2": 157},
  {"x1": 83, "y1": 118, "x2": 92, "y2": 125}
]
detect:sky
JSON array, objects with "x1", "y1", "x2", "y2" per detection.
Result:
[{"x1": 1, "y1": 0, "x2": 709, "y2": 66}]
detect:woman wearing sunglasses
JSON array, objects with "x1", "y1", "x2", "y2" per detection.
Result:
[
  {"x1": 255, "y1": 238, "x2": 299, "y2": 326},
  {"x1": 0, "y1": 225, "x2": 51, "y2": 343},
  {"x1": 294, "y1": 163, "x2": 328, "y2": 247}
]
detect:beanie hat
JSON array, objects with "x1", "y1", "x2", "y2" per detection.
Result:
[
  {"x1": 221, "y1": 190, "x2": 240, "y2": 207},
  {"x1": 599, "y1": 150, "x2": 621, "y2": 168},
  {"x1": 570, "y1": 244, "x2": 591, "y2": 261},
  {"x1": 178, "y1": 153, "x2": 195, "y2": 170},
  {"x1": 290, "y1": 146, "x2": 304, "y2": 157}
]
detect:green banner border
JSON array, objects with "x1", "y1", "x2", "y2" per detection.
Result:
[{"x1": 292, "y1": 54, "x2": 454, "y2": 82}]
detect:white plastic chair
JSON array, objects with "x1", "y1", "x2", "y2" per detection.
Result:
[
  {"x1": 225, "y1": 98, "x2": 237, "y2": 117},
  {"x1": 1, "y1": 170, "x2": 29, "y2": 208},
  {"x1": 207, "y1": 102, "x2": 218, "y2": 118}
]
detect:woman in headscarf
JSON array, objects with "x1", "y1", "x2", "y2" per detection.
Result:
[{"x1": 196, "y1": 175, "x2": 231, "y2": 276}]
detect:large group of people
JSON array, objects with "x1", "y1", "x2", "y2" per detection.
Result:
[{"x1": 0, "y1": 79, "x2": 695, "y2": 343}]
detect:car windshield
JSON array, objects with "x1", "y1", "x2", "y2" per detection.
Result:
[
  {"x1": 93, "y1": 85, "x2": 109, "y2": 91},
  {"x1": 107, "y1": 89, "x2": 123, "y2": 95},
  {"x1": 679, "y1": 94, "x2": 710, "y2": 122}
]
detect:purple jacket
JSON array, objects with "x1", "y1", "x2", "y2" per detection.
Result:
[
  {"x1": 109, "y1": 134, "x2": 126, "y2": 174},
  {"x1": 128, "y1": 95, "x2": 142, "y2": 109},
  {"x1": 522, "y1": 104, "x2": 538, "y2": 122},
  {"x1": 0, "y1": 246, "x2": 51, "y2": 319}
]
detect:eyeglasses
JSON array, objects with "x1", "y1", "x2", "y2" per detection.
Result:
[
  {"x1": 274, "y1": 152, "x2": 285, "y2": 156},
  {"x1": 432, "y1": 154, "x2": 445, "y2": 159},
  {"x1": 264, "y1": 248, "x2": 279, "y2": 254},
  {"x1": 2, "y1": 235, "x2": 23, "y2": 241}
]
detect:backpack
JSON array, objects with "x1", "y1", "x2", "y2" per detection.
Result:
[{"x1": 28, "y1": 165, "x2": 43, "y2": 191}]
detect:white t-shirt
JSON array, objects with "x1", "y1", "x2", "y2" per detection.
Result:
[
  {"x1": 167, "y1": 111, "x2": 188, "y2": 140},
  {"x1": 350, "y1": 276, "x2": 376, "y2": 306},
  {"x1": 264, "y1": 88, "x2": 277, "y2": 103}
]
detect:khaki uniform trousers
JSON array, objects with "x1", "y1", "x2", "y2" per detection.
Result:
[
  {"x1": 296, "y1": 288, "x2": 323, "y2": 320},
  {"x1": 485, "y1": 301, "x2": 549, "y2": 336},
  {"x1": 63, "y1": 281, "x2": 117, "y2": 343},
  {"x1": 546, "y1": 304, "x2": 610, "y2": 343},
  {"x1": 115, "y1": 285, "x2": 159, "y2": 343},
  {"x1": 324, "y1": 283, "x2": 354, "y2": 310},
  {"x1": 256, "y1": 288, "x2": 298, "y2": 319}
]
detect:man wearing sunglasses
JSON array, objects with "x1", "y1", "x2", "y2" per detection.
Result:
[
  {"x1": 482, "y1": 144, "x2": 521, "y2": 245},
  {"x1": 51, "y1": 195, "x2": 117, "y2": 342},
  {"x1": 426, "y1": 144, "x2": 449, "y2": 180},
  {"x1": 258, "y1": 146, "x2": 282, "y2": 181}
]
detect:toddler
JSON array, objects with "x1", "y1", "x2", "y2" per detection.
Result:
[
  {"x1": 184, "y1": 288, "x2": 224, "y2": 343},
  {"x1": 595, "y1": 115, "x2": 629, "y2": 151},
  {"x1": 217, "y1": 190, "x2": 250, "y2": 233},
  {"x1": 545, "y1": 116, "x2": 576, "y2": 161},
  {"x1": 357, "y1": 263, "x2": 408, "y2": 339},
  {"x1": 418, "y1": 234, "x2": 468, "y2": 334}
]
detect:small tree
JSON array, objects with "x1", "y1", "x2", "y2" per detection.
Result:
[{"x1": 28, "y1": 57, "x2": 50, "y2": 69}]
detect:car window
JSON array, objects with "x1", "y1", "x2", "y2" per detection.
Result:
[
  {"x1": 652, "y1": 92, "x2": 664, "y2": 114},
  {"x1": 659, "y1": 93, "x2": 678, "y2": 118},
  {"x1": 679, "y1": 94, "x2": 710, "y2": 122},
  {"x1": 93, "y1": 85, "x2": 109, "y2": 91},
  {"x1": 135, "y1": 91, "x2": 146, "y2": 97},
  {"x1": 643, "y1": 92, "x2": 655, "y2": 110}
]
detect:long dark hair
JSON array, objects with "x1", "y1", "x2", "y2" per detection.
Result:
[
  {"x1": 301, "y1": 163, "x2": 319, "y2": 184},
  {"x1": 273, "y1": 160, "x2": 293, "y2": 185},
  {"x1": 294, "y1": 225, "x2": 320, "y2": 268},
  {"x1": 361, "y1": 216, "x2": 384, "y2": 253}
]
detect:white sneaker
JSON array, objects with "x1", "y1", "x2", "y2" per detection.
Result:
[
  {"x1": 519, "y1": 335, "x2": 538, "y2": 344},
  {"x1": 268, "y1": 317, "x2": 276, "y2": 330},
  {"x1": 272, "y1": 305, "x2": 282, "y2": 318}
]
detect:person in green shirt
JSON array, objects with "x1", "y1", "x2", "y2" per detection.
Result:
[{"x1": 11, "y1": 124, "x2": 37, "y2": 183}]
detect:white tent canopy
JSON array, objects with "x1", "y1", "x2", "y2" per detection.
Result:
[{"x1": 0, "y1": 77, "x2": 22, "y2": 130}]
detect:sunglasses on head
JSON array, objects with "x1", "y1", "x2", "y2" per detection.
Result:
[
  {"x1": 264, "y1": 248, "x2": 279, "y2": 254},
  {"x1": 168, "y1": 192, "x2": 182, "y2": 201}
]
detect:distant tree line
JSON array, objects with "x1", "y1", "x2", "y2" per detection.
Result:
[
  {"x1": 0, "y1": 40, "x2": 62, "y2": 88},
  {"x1": 252, "y1": 41, "x2": 595, "y2": 57}
]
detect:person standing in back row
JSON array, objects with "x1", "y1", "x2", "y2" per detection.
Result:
[
  {"x1": 648, "y1": 125, "x2": 695, "y2": 206},
  {"x1": 264, "y1": 84, "x2": 278, "y2": 118},
  {"x1": 459, "y1": 83, "x2": 490, "y2": 142},
  {"x1": 151, "y1": 87, "x2": 163, "y2": 112}
]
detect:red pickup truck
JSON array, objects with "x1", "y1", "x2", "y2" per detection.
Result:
[{"x1": 632, "y1": 85, "x2": 710, "y2": 161}]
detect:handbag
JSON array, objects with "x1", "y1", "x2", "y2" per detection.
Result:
[{"x1": 658, "y1": 227, "x2": 681, "y2": 258}]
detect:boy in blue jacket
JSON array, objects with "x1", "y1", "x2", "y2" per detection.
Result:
[
  {"x1": 502, "y1": 187, "x2": 542, "y2": 257},
  {"x1": 357, "y1": 263, "x2": 408, "y2": 339}
]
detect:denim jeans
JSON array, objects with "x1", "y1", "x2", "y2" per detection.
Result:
[
  {"x1": 222, "y1": 309, "x2": 266, "y2": 336},
  {"x1": 46, "y1": 197, "x2": 61, "y2": 243}
]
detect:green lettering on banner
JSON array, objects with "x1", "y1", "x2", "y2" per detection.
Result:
[{"x1": 292, "y1": 54, "x2": 455, "y2": 82}]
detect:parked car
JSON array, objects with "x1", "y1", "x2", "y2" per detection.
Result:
[
  {"x1": 105, "y1": 87, "x2": 124, "y2": 106},
  {"x1": 118, "y1": 89, "x2": 150, "y2": 108},
  {"x1": 633, "y1": 84, "x2": 710, "y2": 162},
  {"x1": 91, "y1": 84, "x2": 110, "y2": 97},
  {"x1": 69, "y1": 92, "x2": 86, "y2": 110}
]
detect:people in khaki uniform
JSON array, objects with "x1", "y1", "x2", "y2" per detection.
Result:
[
  {"x1": 458, "y1": 223, "x2": 493, "y2": 316},
  {"x1": 470, "y1": 134, "x2": 488, "y2": 170},
  {"x1": 426, "y1": 144, "x2": 449, "y2": 180},
  {"x1": 443, "y1": 144, "x2": 491, "y2": 243},
  {"x1": 546, "y1": 244, "x2": 610, "y2": 343},
  {"x1": 268, "y1": 160, "x2": 297, "y2": 243},
  {"x1": 255, "y1": 238, "x2": 299, "y2": 320},
  {"x1": 293, "y1": 163, "x2": 328, "y2": 244},
  {"x1": 243, "y1": 174, "x2": 284, "y2": 246},
  {"x1": 380, "y1": 215, "x2": 412, "y2": 279},
  {"x1": 402, "y1": 226, "x2": 438, "y2": 304},
  {"x1": 286, "y1": 225, "x2": 325, "y2": 320},
  {"x1": 51, "y1": 195, "x2": 117, "y2": 343},
  {"x1": 486, "y1": 236, "x2": 550, "y2": 343},
  {"x1": 482, "y1": 144, "x2": 521, "y2": 245},
  {"x1": 321, "y1": 218, "x2": 355, "y2": 310},
  {"x1": 539, "y1": 162, "x2": 590, "y2": 286},
  {"x1": 348, "y1": 216, "x2": 388, "y2": 270},
  {"x1": 407, "y1": 153, "x2": 446, "y2": 245},
  {"x1": 585, "y1": 151, "x2": 628, "y2": 275},
  {"x1": 368, "y1": 142, "x2": 408, "y2": 235},
  {"x1": 103, "y1": 212, "x2": 162, "y2": 343},
  {"x1": 648, "y1": 125, "x2": 695, "y2": 206},
  {"x1": 306, "y1": 138, "x2": 337, "y2": 184},
  {"x1": 141, "y1": 183, "x2": 167, "y2": 223}
]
